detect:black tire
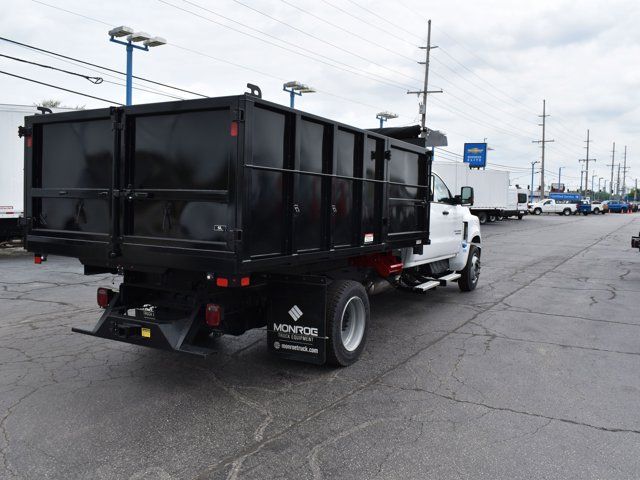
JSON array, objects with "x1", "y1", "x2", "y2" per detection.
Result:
[
  {"x1": 488, "y1": 215, "x2": 496, "y2": 222},
  {"x1": 477, "y1": 212, "x2": 488, "y2": 224},
  {"x1": 458, "y1": 245, "x2": 481, "y2": 292},
  {"x1": 593, "y1": 208, "x2": 600, "y2": 215},
  {"x1": 517, "y1": 214, "x2": 523, "y2": 220},
  {"x1": 563, "y1": 208, "x2": 571, "y2": 216},
  {"x1": 582, "y1": 211, "x2": 588, "y2": 216},
  {"x1": 533, "y1": 208, "x2": 542, "y2": 215},
  {"x1": 326, "y1": 280, "x2": 370, "y2": 367}
]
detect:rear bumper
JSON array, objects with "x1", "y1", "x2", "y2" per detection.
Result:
[
  {"x1": 73, "y1": 294, "x2": 214, "y2": 356},
  {"x1": 632, "y1": 234, "x2": 640, "y2": 250}
]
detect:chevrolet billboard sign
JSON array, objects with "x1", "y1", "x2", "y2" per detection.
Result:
[{"x1": 463, "y1": 143, "x2": 487, "y2": 168}]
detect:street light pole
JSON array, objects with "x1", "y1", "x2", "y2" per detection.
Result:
[
  {"x1": 108, "y1": 26, "x2": 166, "y2": 106},
  {"x1": 530, "y1": 160, "x2": 539, "y2": 203},
  {"x1": 283, "y1": 81, "x2": 316, "y2": 109},
  {"x1": 375, "y1": 111, "x2": 398, "y2": 128}
]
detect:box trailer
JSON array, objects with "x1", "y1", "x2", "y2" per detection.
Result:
[
  {"x1": 433, "y1": 161, "x2": 512, "y2": 224},
  {"x1": 21, "y1": 91, "x2": 481, "y2": 366}
]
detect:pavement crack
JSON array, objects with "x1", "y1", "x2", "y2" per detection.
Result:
[{"x1": 380, "y1": 382, "x2": 640, "y2": 436}]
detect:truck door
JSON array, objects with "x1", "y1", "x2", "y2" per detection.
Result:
[
  {"x1": 428, "y1": 174, "x2": 459, "y2": 258},
  {"x1": 541, "y1": 199, "x2": 554, "y2": 213}
]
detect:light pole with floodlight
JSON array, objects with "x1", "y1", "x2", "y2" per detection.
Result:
[
  {"x1": 375, "y1": 111, "x2": 398, "y2": 128},
  {"x1": 108, "y1": 26, "x2": 166, "y2": 105},
  {"x1": 283, "y1": 81, "x2": 315, "y2": 108}
]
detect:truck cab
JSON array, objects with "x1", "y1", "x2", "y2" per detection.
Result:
[{"x1": 402, "y1": 173, "x2": 481, "y2": 274}]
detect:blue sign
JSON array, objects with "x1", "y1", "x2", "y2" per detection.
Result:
[
  {"x1": 463, "y1": 143, "x2": 487, "y2": 167},
  {"x1": 549, "y1": 193, "x2": 581, "y2": 202}
]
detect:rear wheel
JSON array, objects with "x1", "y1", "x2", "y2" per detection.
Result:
[
  {"x1": 458, "y1": 245, "x2": 480, "y2": 292},
  {"x1": 534, "y1": 208, "x2": 542, "y2": 215},
  {"x1": 326, "y1": 280, "x2": 369, "y2": 367},
  {"x1": 517, "y1": 213, "x2": 524, "y2": 220},
  {"x1": 477, "y1": 212, "x2": 488, "y2": 224},
  {"x1": 563, "y1": 208, "x2": 571, "y2": 216},
  {"x1": 488, "y1": 214, "x2": 497, "y2": 222}
]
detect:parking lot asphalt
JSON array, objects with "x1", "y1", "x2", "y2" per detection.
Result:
[{"x1": 1, "y1": 213, "x2": 640, "y2": 479}]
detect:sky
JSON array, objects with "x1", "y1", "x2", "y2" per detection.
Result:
[{"x1": 1, "y1": 0, "x2": 639, "y2": 192}]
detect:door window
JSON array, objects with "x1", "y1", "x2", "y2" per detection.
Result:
[{"x1": 432, "y1": 174, "x2": 452, "y2": 203}]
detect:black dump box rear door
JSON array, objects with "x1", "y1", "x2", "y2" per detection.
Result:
[{"x1": 24, "y1": 97, "x2": 240, "y2": 272}]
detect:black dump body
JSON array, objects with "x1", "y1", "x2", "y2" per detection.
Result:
[{"x1": 22, "y1": 94, "x2": 431, "y2": 276}]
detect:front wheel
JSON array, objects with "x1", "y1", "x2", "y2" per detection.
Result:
[
  {"x1": 593, "y1": 208, "x2": 600, "y2": 215},
  {"x1": 458, "y1": 245, "x2": 481, "y2": 292},
  {"x1": 326, "y1": 280, "x2": 370, "y2": 367},
  {"x1": 533, "y1": 208, "x2": 542, "y2": 215}
]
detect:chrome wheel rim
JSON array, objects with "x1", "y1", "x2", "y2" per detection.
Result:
[
  {"x1": 470, "y1": 254, "x2": 481, "y2": 284},
  {"x1": 340, "y1": 296, "x2": 366, "y2": 352}
]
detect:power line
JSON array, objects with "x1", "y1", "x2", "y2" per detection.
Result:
[
  {"x1": 157, "y1": 0, "x2": 419, "y2": 91},
  {"x1": 344, "y1": 0, "x2": 424, "y2": 43},
  {"x1": 0, "y1": 35, "x2": 209, "y2": 98},
  {"x1": 319, "y1": 0, "x2": 418, "y2": 47},
  {"x1": 278, "y1": 0, "x2": 417, "y2": 63},
  {"x1": 19, "y1": 3, "x2": 418, "y2": 118},
  {"x1": 0, "y1": 70, "x2": 121, "y2": 105},
  {"x1": 0, "y1": 53, "x2": 103, "y2": 83},
  {"x1": 221, "y1": 0, "x2": 423, "y2": 84}
]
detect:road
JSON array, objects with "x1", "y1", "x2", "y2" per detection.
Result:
[{"x1": 1, "y1": 214, "x2": 639, "y2": 479}]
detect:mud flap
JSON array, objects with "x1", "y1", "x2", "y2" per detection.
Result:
[{"x1": 267, "y1": 276, "x2": 327, "y2": 365}]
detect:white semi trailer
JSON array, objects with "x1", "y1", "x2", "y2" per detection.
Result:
[{"x1": 433, "y1": 161, "x2": 524, "y2": 223}]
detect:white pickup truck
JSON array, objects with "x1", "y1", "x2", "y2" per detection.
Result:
[{"x1": 529, "y1": 199, "x2": 576, "y2": 216}]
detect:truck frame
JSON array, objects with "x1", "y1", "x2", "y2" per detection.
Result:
[{"x1": 21, "y1": 91, "x2": 481, "y2": 366}]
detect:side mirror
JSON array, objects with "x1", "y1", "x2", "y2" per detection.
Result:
[{"x1": 461, "y1": 186, "x2": 474, "y2": 206}]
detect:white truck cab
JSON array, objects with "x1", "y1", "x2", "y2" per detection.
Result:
[{"x1": 400, "y1": 173, "x2": 482, "y2": 292}]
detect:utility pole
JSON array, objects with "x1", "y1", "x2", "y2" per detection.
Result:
[
  {"x1": 558, "y1": 166, "x2": 565, "y2": 189},
  {"x1": 407, "y1": 19, "x2": 442, "y2": 136},
  {"x1": 623, "y1": 146, "x2": 627, "y2": 193},
  {"x1": 591, "y1": 174, "x2": 597, "y2": 197},
  {"x1": 616, "y1": 164, "x2": 621, "y2": 197},
  {"x1": 578, "y1": 129, "x2": 595, "y2": 197},
  {"x1": 635, "y1": 178, "x2": 638, "y2": 201},
  {"x1": 607, "y1": 142, "x2": 616, "y2": 195},
  {"x1": 532, "y1": 100, "x2": 554, "y2": 199},
  {"x1": 530, "y1": 160, "x2": 539, "y2": 203}
]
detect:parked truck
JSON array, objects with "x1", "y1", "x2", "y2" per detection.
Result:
[
  {"x1": 433, "y1": 161, "x2": 519, "y2": 223},
  {"x1": 529, "y1": 198, "x2": 577, "y2": 216},
  {"x1": 20, "y1": 91, "x2": 481, "y2": 366}
]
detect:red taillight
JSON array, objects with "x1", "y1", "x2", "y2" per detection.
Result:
[
  {"x1": 240, "y1": 276, "x2": 250, "y2": 287},
  {"x1": 205, "y1": 304, "x2": 222, "y2": 327},
  {"x1": 216, "y1": 277, "x2": 229, "y2": 288},
  {"x1": 230, "y1": 121, "x2": 238, "y2": 137},
  {"x1": 26, "y1": 136, "x2": 32, "y2": 148},
  {"x1": 97, "y1": 288, "x2": 112, "y2": 308},
  {"x1": 34, "y1": 255, "x2": 42, "y2": 264}
]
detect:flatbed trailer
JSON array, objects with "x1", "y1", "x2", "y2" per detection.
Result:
[{"x1": 21, "y1": 89, "x2": 480, "y2": 366}]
